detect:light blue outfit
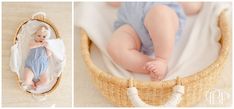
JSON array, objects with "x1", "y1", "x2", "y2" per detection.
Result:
[
  {"x1": 114, "y1": 2, "x2": 187, "y2": 55},
  {"x1": 25, "y1": 47, "x2": 48, "y2": 81}
]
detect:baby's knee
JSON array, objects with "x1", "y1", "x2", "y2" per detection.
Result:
[{"x1": 144, "y1": 4, "x2": 179, "y2": 30}]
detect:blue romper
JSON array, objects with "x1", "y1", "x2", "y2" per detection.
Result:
[
  {"x1": 114, "y1": 2, "x2": 186, "y2": 55},
  {"x1": 25, "y1": 47, "x2": 48, "y2": 81}
]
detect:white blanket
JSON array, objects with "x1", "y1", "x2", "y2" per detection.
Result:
[
  {"x1": 76, "y1": 2, "x2": 230, "y2": 81},
  {"x1": 10, "y1": 20, "x2": 65, "y2": 93}
]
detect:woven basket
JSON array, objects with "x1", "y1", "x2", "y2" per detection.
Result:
[
  {"x1": 80, "y1": 11, "x2": 231, "y2": 106},
  {"x1": 13, "y1": 13, "x2": 62, "y2": 96}
]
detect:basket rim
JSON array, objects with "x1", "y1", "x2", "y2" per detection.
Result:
[
  {"x1": 80, "y1": 11, "x2": 231, "y2": 89},
  {"x1": 13, "y1": 15, "x2": 62, "y2": 95},
  {"x1": 13, "y1": 16, "x2": 61, "y2": 44}
]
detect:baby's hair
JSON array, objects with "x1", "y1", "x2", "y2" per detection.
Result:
[
  {"x1": 35, "y1": 24, "x2": 51, "y2": 39},
  {"x1": 39, "y1": 24, "x2": 49, "y2": 30}
]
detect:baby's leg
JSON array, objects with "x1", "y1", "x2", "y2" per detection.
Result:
[
  {"x1": 36, "y1": 72, "x2": 49, "y2": 87},
  {"x1": 107, "y1": 24, "x2": 153, "y2": 74},
  {"x1": 179, "y1": 2, "x2": 203, "y2": 15},
  {"x1": 144, "y1": 4, "x2": 179, "y2": 81},
  {"x1": 23, "y1": 68, "x2": 35, "y2": 89}
]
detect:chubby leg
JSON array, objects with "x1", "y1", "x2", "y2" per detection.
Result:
[
  {"x1": 107, "y1": 24, "x2": 153, "y2": 74},
  {"x1": 23, "y1": 68, "x2": 36, "y2": 89},
  {"x1": 35, "y1": 72, "x2": 49, "y2": 87},
  {"x1": 144, "y1": 4, "x2": 179, "y2": 81}
]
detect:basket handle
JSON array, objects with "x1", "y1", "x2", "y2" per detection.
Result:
[
  {"x1": 127, "y1": 77, "x2": 184, "y2": 107},
  {"x1": 31, "y1": 12, "x2": 46, "y2": 19}
]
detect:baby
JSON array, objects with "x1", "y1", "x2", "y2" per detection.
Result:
[
  {"x1": 22, "y1": 25, "x2": 52, "y2": 90},
  {"x1": 107, "y1": 2, "x2": 202, "y2": 81}
]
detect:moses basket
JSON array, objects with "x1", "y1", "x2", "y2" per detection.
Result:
[
  {"x1": 80, "y1": 10, "x2": 231, "y2": 107},
  {"x1": 13, "y1": 13, "x2": 62, "y2": 96}
]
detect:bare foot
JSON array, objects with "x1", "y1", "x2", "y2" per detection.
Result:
[
  {"x1": 22, "y1": 81, "x2": 36, "y2": 91},
  {"x1": 31, "y1": 83, "x2": 36, "y2": 90},
  {"x1": 144, "y1": 57, "x2": 168, "y2": 81}
]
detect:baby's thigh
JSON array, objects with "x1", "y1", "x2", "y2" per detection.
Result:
[
  {"x1": 144, "y1": 4, "x2": 179, "y2": 31},
  {"x1": 108, "y1": 24, "x2": 141, "y2": 51},
  {"x1": 24, "y1": 68, "x2": 34, "y2": 79}
]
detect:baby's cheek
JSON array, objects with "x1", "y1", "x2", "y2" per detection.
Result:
[
  {"x1": 41, "y1": 38, "x2": 45, "y2": 41},
  {"x1": 35, "y1": 37, "x2": 39, "y2": 41}
]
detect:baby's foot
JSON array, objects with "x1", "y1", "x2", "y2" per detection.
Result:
[
  {"x1": 144, "y1": 58, "x2": 168, "y2": 81},
  {"x1": 21, "y1": 82, "x2": 36, "y2": 91}
]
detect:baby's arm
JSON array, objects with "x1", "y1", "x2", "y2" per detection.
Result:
[
  {"x1": 45, "y1": 48, "x2": 52, "y2": 57},
  {"x1": 42, "y1": 41, "x2": 52, "y2": 57},
  {"x1": 29, "y1": 40, "x2": 43, "y2": 49}
]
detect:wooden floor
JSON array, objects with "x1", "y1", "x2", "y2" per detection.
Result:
[{"x1": 2, "y1": 2, "x2": 72, "y2": 107}]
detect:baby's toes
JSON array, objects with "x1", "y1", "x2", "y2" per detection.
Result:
[
  {"x1": 144, "y1": 62, "x2": 151, "y2": 70},
  {"x1": 156, "y1": 70, "x2": 167, "y2": 81},
  {"x1": 151, "y1": 68, "x2": 158, "y2": 74},
  {"x1": 144, "y1": 63, "x2": 154, "y2": 71},
  {"x1": 148, "y1": 65, "x2": 157, "y2": 72}
]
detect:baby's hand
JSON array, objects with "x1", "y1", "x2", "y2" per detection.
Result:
[{"x1": 42, "y1": 40, "x2": 48, "y2": 47}]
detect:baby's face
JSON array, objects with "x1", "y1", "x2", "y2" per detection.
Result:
[{"x1": 35, "y1": 27, "x2": 48, "y2": 42}]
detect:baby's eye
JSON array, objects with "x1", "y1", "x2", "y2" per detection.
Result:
[{"x1": 43, "y1": 36, "x2": 46, "y2": 38}]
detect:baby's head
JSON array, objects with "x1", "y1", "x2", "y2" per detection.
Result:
[{"x1": 34, "y1": 25, "x2": 50, "y2": 42}]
